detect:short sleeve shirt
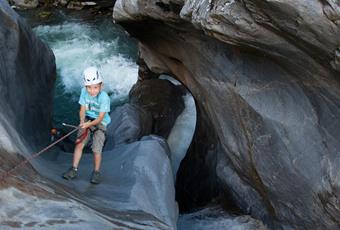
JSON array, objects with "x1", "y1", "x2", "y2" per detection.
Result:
[{"x1": 78, "y1": 88, "x2": 111, "y2": 126}]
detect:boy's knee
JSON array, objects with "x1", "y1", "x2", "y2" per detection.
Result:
[{"x1": 75, "y1": 143, "x2": 85, "y2": 149}]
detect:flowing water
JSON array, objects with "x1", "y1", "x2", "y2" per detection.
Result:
[{"x1": 32, "y1": 14, "x2": 138, "y2": 129}]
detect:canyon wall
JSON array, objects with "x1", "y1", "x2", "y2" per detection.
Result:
[{"x1": 113, "y1": 1, "x2": 340, "y2": 229}]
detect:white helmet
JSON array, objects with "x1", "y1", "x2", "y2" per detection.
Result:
[{"x1": 83, "y1": 67, "x2": 103, "y2": 86}]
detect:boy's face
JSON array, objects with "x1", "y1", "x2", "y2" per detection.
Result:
[{"x1": 86, "y1": 83, "x2": 102, "y2": 97}]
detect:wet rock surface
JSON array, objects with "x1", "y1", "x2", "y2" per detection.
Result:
[
  {"x1": 105, "y1": 103, "x2": 152, "y2": 147},
  {"x1": 10, "y1": 0, "x2": 38, "y2": 9},
  {"x1": 113, "y1": 0, "x2": 340, "y2": 229},
  {"x1": 1, "y1": 2, "x2": 182, "y2": 229},
  {"x1": 0, "y1": 0, "x2": 55, "y2": 152},
  {"x1": 178, "y1": 205, "x2": 268, "y2": 230},
  {"x1": 129, "y1": 78, "x2": 185, "y2": 138},
  {"x1": 35, "y1": 134, "x2": 178, "y2": 229}
]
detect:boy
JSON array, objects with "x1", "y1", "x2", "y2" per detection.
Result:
[{"x1": 62, "y1": 66, "x2": 111, "y2": 184}]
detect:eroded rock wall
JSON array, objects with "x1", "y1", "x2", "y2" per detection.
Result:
[
  {"x1": 0, "y1": 2, "x2": 180, "y2": 229},
  {"x1": 113, "y1": 1, "x2": 340, "y2": 229},
  {"x1": 0, "y1": 0, "x2": 55, "y2": 153}
]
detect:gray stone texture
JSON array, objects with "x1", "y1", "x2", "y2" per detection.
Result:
[
  {"x1": 36, "y1": 134, "x2": 178, "y2": 230},
  {"x1": 0, "y1": 0, "x2": 55, "y2": 152},
  {"x1": 0, "y1": 2, "x2": 178, "y2": 229},
  {"x1": 113, "y1": 0, "x2": 340, "y2": 229},
  {"x1": 105, "y1": 103, "x2": 152, "y2": 148},
  {"x1": 10, "y1": 0, "x2": 39, "y2": 9},
  {"x1": 129, "y1": 78, "x2": 185, "y2": 138}
]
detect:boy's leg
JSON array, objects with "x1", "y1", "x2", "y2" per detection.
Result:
[
  {"x1": 91, "y1": 153, "x2": 102, "y2": 184},
  {"x1": 93, "y1": 153, "x2": 101, "y2": 172},
  {"x1": 72, "y1": 127, "x2": 91, "y2": 168},
  {"x1": 62, "y1": 127, "x2": 90, "y2": 180},
  {"x1": 73, "y1": 142, "x2": 85, "y2": 168},
  {"x1": 63, "y1": 143, "x2": 85, "y2": 180},
  {"x1": 90, "y1": 126, "x2": 106, "y2": 184},
  {"x1": 91, "y1": 125, "x2": 106, "y2": 171}
]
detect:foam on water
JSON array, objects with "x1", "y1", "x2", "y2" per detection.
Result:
[
  {"x1": 33, "y1": 20, "x2": 138, "y2": 126},
  {"x1": 34, "y1": 22, "x2": 138, "y2": 98}
]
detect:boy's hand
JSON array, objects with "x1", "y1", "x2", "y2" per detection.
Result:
[{"x1": 80, "y1": 121, "x2": 92, "y2": 129}]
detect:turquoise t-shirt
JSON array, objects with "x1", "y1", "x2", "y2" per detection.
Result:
[{"x1": 78, "y1": 88, "x2": 111, "y2": 126}]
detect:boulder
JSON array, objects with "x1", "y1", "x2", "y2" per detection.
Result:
[
  {"x1": 10, "y1": 0, "x2": 39, "y2": 9},
  {"x1": 0, "y1": 0, "x2": 55, "y2": 153},
  {"x1": 113, "y1": 0, "x2": 340, "y2": 229}
]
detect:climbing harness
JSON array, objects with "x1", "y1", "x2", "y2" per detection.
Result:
[
  {"x1": 75, "y1": 128, "x2": 89, "y2": 145},
  {"x1": 62, "y1": 122, "x2": 89, "y2": 144},
  {"x1": 72, "y1": 117, "x2": 102, "y2": 145},
  {"x1": 63, "y1": 122, "x2": 90, "y2": 145},
  {"x1": 0, "y1": 124, "x2": 80, "y2": 182}
]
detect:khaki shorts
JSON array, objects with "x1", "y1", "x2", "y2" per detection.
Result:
[{"x1": 77, "y1": 118, "x2": 106, "y2": 154}]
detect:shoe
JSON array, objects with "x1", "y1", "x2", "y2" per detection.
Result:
[
  {"x1": 62, "y1": 167, "x2": 78, "y2": 180},
  {"x1": 90, "y1": 171, "x2": 101, "y2": 184}
]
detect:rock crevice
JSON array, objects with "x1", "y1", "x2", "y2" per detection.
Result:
[{"x1": 113, "y1": 0, "x2": 340, "y2": 229}]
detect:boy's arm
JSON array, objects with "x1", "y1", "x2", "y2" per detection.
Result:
[
  {"x1": 81, "y1": 112, "x2": 105, "y2": 129},
  {"x1": 79, "y1": 105, "x2": 86, "y2": 125}
]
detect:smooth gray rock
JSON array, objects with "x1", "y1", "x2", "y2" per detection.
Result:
[
  {"x1": 0, "y1": 2, "x2": 179, "y2": 229},
  {"x1": 113, "y1": 0, "x2": 183, "y2": 22},
  {"x1": 178, "y1": 205, "x2": 268, "y2": 230},
  {"x1": 105, "y1": 103, "x2": 152, "y2": 149},
  {"x1": 113, "y1": 0, "x2": 340, "y2": 229},
  {"x1": 0, "y1": 0, "x2": 55, "y2": 152},
  {"x1": 129, "y1": 78, "x2": 185, "y2": 138},
  {"x1": 35, "y1": 135, "x2": 178, "y2": 230}
]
